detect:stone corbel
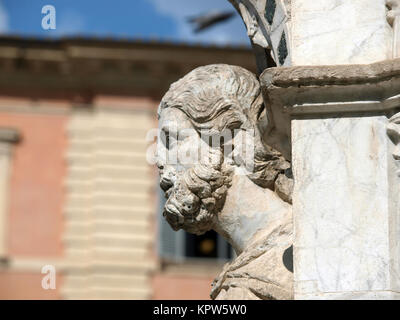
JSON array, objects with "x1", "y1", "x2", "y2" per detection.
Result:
[{"x1": 260, "y1": 57, "x2": 400, "y2": 159}]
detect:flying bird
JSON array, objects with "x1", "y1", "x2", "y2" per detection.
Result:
[{"x1": 187, "y1": 10, "x2": 236, "y2": 33}]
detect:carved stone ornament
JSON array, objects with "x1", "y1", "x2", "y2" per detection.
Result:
[
  {"x1": 228, "y1": 0, "x2": 292, "y2": 72},
  {"x1": 156, "y1": 64, "x2": 294, "y2": 299}
]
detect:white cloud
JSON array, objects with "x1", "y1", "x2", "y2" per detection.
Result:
[
  {"x1": 0, "y1": 0, "x2": 9, "y2": 33},
  {"x1": 148, "y1": 0, "x2": 249, "y2": 45}
]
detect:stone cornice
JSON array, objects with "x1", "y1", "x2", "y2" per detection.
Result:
[
  {"x1": 260, "y1": 58, "x2": 400, "y2": 159},
  {"x1": 0, "y1": 36, "x2": 256, "y2": 100},
  {"x1": 261, "y1": 58, "x2": 400, "y2": 88}
]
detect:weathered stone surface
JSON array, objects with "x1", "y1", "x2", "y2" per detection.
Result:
[
  {"x1": 292, "y1": 115, "x2": 397, "y2": 299},
  {"x1": 387, "y1": 112, "x2": 400, "y2": 177},
  {"x1": 260, "y1": 57, "x2": 400, "y2": 159},
  {"x1": 274, "y1": 169, "x2": 293, "y2": 204},
  {"x1": 291, "y1": 0, "x2": 392, "y2": 65},
  {"x1": 228, "y1": 0, "x2": 396, "y2": 72},
  {"x1": 211, "y1": 207, "x2": 293, "y2": 300},
  {"x1": 262, "y1": 57, "x2": 400, "y2": 87},
  {"x1": 156, "y1": 64, "x2": 294, "y2": 300},
  {"x1": 259, "y1": 57, "x2": 400, "y2": 299}
]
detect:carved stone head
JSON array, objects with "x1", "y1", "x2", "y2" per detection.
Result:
[{"x1": 156, "y1": 64, "x2": 291, "y2": 235}]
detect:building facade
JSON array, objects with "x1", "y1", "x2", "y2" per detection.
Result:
[{"x1": 0, "y1": 36, "x2": 256, "y2": 299}]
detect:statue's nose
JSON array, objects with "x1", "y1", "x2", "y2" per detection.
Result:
[
  {"x1": 156, "y1": 160, "x2": 164, "y2": 170},
  {"x1": 155, "y1": 148, "x2": 166, "y2": 171}
]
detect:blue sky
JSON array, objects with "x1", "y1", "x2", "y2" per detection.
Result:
[{"x1": 0, "y1": 0, "x2": 250, "y2": 46}]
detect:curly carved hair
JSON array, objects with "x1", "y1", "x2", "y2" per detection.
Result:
[
  {"x1": 159, "y1": 64, "x2": 292, "y2": 202},
  {"x1": 159, "y1": 64, "x2": 263, "y2": 134}
]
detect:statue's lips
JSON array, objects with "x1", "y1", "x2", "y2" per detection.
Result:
[
  {"x1": 160, "y1": 174, "x2": 182, "y2": 228},
  {"x1": 164, "y1": 203, "x2": 184, "y2": 230},
  {"x1": 161, "y1": 186, "x2": 173, "y2": 199},
  {"x1": 160, "y1": 175, "x2": 174, "y2": 195}
]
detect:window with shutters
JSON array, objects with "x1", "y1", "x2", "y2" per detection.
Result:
[{"x1": 157, "y1": 187, "x2": 233, "y2": 262}]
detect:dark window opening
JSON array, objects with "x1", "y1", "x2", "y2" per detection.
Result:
[{"x1": 158, "y1": 187, "x2": 233, "y2": 262}]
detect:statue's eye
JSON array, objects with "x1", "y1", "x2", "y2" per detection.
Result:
[
  {"x1": 168, "y1": 134, "x2": 178, "y2": 149},
  {"x1": 161, "y1": 126, "x2": 180, "y2": 149},
  {"x1": 160, "y1": 129, "x2": 170, "y2": 149},
  {"x1": 165, "y1": 133, "x2": 170, "y2": 149},
  {"x1": 164, "y1": 133, "x2": 177, "y2": 149}
]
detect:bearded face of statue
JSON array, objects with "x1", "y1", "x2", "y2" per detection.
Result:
[
  {"x1": 155, "y1": 64, "x2": 292, "y2": 236},
  {"x1": 156, "y1": 107, "x2": 231, "y2": 235}
]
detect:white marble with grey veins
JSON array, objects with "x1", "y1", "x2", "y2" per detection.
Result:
[
  {"x1": 229, "y1": 0, "x2": 397, "y2": 70},
  {"x1": 291, "y1": 0, "x2": 393, "y2": 65},
  {"x1": 260, "y1": 56, "x2": 400, "y2": 299},
  {"x1": 292, "y1": 116, "x2": 396, "y2": 297}
]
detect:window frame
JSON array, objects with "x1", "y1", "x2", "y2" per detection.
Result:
[
  {"x1": 157, "y1": 186, "x2": 234, "y2": 263},
  {"x1": 0, "y1": 128, "x2": 20, "y2": 260}
]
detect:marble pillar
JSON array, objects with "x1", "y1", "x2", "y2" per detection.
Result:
[
  {"x1": 228, "y1": 0, "x2": 400, "y2": 299},
  {"x1": 291, "y1": 0, "x2": 393, "y2": 65},
  {"x1": 261, "y1": 59, "x2": 400, "y2": 299}
]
